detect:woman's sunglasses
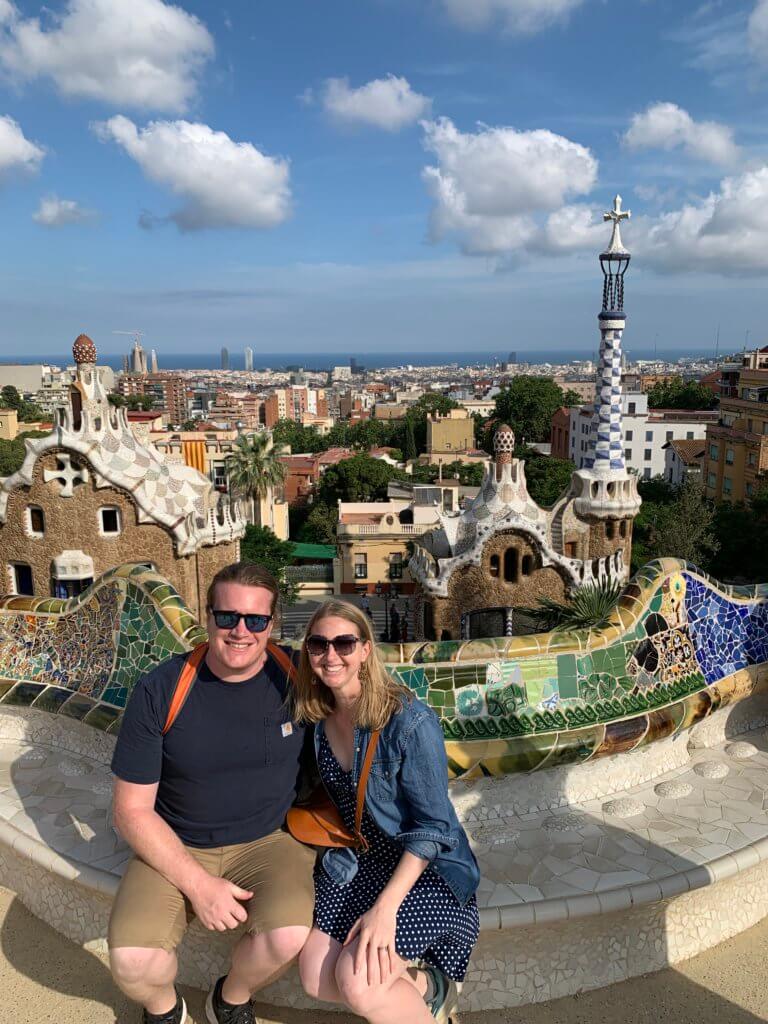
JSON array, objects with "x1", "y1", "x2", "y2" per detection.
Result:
[
  {"x1": 306, "y1": 634, "x2": 363, "y2": 657},
  {"x1": 209, "y1": 610, "x2": 272, "y2": 633}
]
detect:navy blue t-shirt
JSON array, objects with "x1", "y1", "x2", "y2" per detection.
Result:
[{"x1": 111, "y1": 650, "x2": 306, "y2": 848}]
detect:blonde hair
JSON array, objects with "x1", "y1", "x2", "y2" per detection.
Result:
[{"x1": 292, "y1": 599, "x2": 410, "y2": 730}]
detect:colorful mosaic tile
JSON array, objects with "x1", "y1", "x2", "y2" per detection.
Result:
[{"x1": 0, "y1": 560, "x2": 767, "y2": 775}]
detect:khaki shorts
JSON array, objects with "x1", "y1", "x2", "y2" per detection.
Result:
[{"x1": 108, "y1": 828, "x2": 316, "y2": 952}]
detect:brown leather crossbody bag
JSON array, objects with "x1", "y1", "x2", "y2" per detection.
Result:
[{"x1": 163, "y1": 642, "x2": 380, "y2": 851}]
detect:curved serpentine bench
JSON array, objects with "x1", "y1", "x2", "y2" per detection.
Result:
[{"x1": 0, "y1": 559, "x2": 767, "y2": 1011}]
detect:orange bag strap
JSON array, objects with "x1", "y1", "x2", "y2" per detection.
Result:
[
  {"x1": 353, "y1": 729, "x2": 381, "y2": 852},
  {"x1": 162, "y1": 643, "x2": 208, "y2": 735},
  {"x1": 266, "y1": 640, "x2": 297, "y2": 682},
  {"x1": 162, "y1": 641, "x2": 297, "y2": 736}
]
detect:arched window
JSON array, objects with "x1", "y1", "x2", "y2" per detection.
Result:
[
  {"x1": 398, "y1": 508, "x2": 413, "y2": 525},
  {"x1": 606, "y1": 520, "x2": 617, "y2": 540},
  {"x1": 619, "y1": 519, "x2": 628, "y2": 538},
  {"x1": 503, "y1": 548, "x2": 519, "y2": 582},
  {"x1": 521, "y1": 554, "x2": 534, "y2": 576},
  {"x1": 489, "y1": 554, "x2": 500, "y2": 578}
]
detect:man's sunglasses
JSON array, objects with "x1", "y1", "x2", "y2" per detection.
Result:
[
  {"x1": 306, "y1": 634, "x2": 363, "y2": 657},
  {"x1": 209, "y1": 610, "x2": 273, "y2": 633}
]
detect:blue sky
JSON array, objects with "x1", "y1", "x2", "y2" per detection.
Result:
[{"x1": 0, "y1": 0, "x2": 767, "y2": 360}]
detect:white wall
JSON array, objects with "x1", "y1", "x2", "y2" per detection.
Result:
[{"x1": 569, "y1": 392, "x2": 709, "y2": 480}]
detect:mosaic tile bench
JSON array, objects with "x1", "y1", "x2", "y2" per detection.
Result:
[{"x1": 1, "y1": 559, "x2": 768, "y2": 1010}]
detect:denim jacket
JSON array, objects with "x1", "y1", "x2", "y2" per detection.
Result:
[{"x1": 315, "y1": 696, "x2": 480, "y2": 906}]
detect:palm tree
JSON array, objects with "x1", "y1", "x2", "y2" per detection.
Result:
[
  {"x1": 518, "y1": 579, "x2": 623, "y2": 633},
  {"x1": 225, "y1": 432, "x2": 286, "y2": 528}
]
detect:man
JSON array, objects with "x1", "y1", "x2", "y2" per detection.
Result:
[{"x1": 109, "y1": 562, "x2": 315, "y2": 1024}]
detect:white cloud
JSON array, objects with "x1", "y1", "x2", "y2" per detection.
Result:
[
  {"x1": 623, "y1": 102, "x2": 740, "y2": 165},
  {"x1": 634, "y1": 165, "x2": 768, "y2": 273},
  {"x1": 0, "y1": 0, "x2": 213, "y2": 113},
  {"x1": 321, "y1": 75, "x2": 431, "y2": 131},
  {"x1": 0, "y1": 114, "x2": 44, "y2": 175},
  {"x1": 33, "y1": 194, "x2": 94, "y2": 226},
  {"x1": 750, "y1": 0, "x2": 768, "y2": 61},
  {"x1": 93, "y1": 115, "x2": 291, "y2": 232},
  {"x1": 421, "y1": 117, "x2": 598, "y2": 255},
  {"x1": 440, "y1": 0, "x2": 586, "y2": 34}
]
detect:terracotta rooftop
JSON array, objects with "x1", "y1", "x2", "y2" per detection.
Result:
[{"x1": 663, "y1": 438, "x2": 707, "y2": 463}]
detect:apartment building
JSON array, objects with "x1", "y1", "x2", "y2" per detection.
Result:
[
  {"x1": 335, "y1": 480, "x2": 462, "y2": 594},
  {"x1": 569, "y1": 392, "x2": 716, "y2": 480},
  {"x1": 117, "y1": 373, "x2": 188, "y2": 425},
  {"x1": 263, "y1": 386, "x2": 329, "y2": 428},
  {"x1": 704, "y1": 347, "x2": 768, "y2": 502}
]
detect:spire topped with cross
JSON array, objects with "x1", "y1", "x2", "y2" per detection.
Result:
[{"x1": 602, "y1": 194, "x2": 631, "y2": 256}]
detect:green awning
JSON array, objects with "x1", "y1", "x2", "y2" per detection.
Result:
[{"x1": 290, "y1": 542, "x2": 336, "y2": 561}]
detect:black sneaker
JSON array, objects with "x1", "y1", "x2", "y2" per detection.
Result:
[
  {"x1": 205, "y1": 976, "x2": 258, "y2": 1024},
  {"x1": 142, "y1": 991, "x2": 187, "y2": 1024}
]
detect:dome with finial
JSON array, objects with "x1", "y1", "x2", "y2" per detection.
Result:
[
  {"x1": 72, "y1": 333, "x2": 97, "y2": 364},
  {"x1": 493, "y1": 423, "x2": 515, "y2": 455}
]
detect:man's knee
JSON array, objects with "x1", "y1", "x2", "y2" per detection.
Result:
[
  {"x1": 251, "y1": 925, "x2": 309, "y2": 966},
  {"x1": 110, "y1": 946, "x2": 176, "y2": 989}
]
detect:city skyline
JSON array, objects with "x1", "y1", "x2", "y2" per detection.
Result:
[{"x1": 0, "y1": 1, "x2": 767, "y2": 356}]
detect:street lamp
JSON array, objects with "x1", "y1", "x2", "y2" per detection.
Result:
[{"x1": 374, "y1": 581, "x2": 400, "y2": 641}]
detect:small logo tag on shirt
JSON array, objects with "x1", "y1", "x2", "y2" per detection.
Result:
[{"x1": 281, "y1": 722, "x2": 293, "y2": 738}]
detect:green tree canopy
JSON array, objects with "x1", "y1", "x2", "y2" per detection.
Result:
[
  {"x1": 632, "y1": 478, "x2": 718, "y2": 571},
  {"x1": 0, "y1": 385, "x2": 43, "y2": 422},
  {"x1": 647, "y1": 377, "x2": 718, "y2": 411},
  {"x1": 0, "y1": 432, "x2": 47, "y2": 477},
  {"x1": 271, "y1": 418, "x2": 325, "y2": 454},
  {"x1": 1, "y1": 385, "x2": 21, "y2": 410},
  {"x1": 295, "y1": 501, "x2": 339, "y2": 545},
  {"x1": 124, "y1": 394, "x2": 154, "y2": 412},
  {"x1": 490, "y1": 377, "x2": 574, "y2": 446},
  {"x1": 518, "y1": 449, "x2": 575, "y2": 507},
  {"x1": 317, "y1": 454, "x2": 404, "y2": 505},
  {"x1": 239, "y1": 525, "x2": 299, "y2": 606}
]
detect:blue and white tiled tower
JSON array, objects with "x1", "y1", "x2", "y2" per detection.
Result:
[
  {"x1": 586, "y1": 195, "x2": 630, "y2": 472},
  {"x1": 572, "y1": 196, "x2": 641, "y2": 553}
]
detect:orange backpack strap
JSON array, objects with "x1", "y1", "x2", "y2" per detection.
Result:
[
  {"x1": 162, "y1": 643, "x2": 208, "y2": 735},
  {"x1": 266, "y1": 640, "x2": 297, "y2": 682}
]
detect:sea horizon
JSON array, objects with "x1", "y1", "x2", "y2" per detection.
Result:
[{"x1": 0, "y1": 345, "x2": 730, "y2": 373}]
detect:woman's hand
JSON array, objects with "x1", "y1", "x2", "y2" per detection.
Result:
[{"x1": 344, "y1": 898, "x2": 398, "y2": 986}]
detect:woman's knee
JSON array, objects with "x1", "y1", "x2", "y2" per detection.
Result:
[
  {"x1": 334, "y1": 956, "x2": 384, "y2": 1015},
  {"x1": 298, "y1": 946, "x2": 334, "y2": 1002},
  {"x1": 110, "y1": 946, "x2": 174, "y2": 988}
]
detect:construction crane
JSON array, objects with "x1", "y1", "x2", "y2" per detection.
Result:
[{"x1": 113, "y1": 330, "x2": 145, "y2": 347}]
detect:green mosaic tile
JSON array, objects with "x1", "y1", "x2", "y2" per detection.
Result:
[
  {"x1": 32, "y1": 686, "x2": 74, "y2": 713},
  {"x1": 84, "y1": 703, "x2": 123, "y2": 731},
  {"x1": 557, "y1": 654, "x2": 579, "y2": 699},
  {"x1": 2, "y1": 682, "x2": 45, "y2": 706},
  {"x1": 59, "y1": 694, "x2": 97, "y2": 720}
]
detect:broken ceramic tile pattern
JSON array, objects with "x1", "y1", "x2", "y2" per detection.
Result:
[{"x1": 0, "y1": 561, "x2": 766, "y2": 779}]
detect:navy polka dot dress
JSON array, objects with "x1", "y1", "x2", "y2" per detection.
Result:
[{"x1": 313, "y1": 731, "x2": 479, "y2": 981}]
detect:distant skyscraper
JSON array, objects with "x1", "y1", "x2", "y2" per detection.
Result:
[
  {"x1": 150, "y1": 349, "x2": 158, "y2": 373},
  {"x1": 221, "y1": 346, "x2": 230, "y2": 371},
  {"x1": 508, "y1": 351, "x2": 517, "y2": 364},
  {"x1": 122, "y1": 354, "x2": 129, "y2": 374},
  {"x1": 244, "y1": 346, "x2": 253, "y2": 372}
]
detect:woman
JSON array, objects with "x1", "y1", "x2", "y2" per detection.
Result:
[{"x1": 293, "y1": 599, "x2": 480, "y2": 1024}]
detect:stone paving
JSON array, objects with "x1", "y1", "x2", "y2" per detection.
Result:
[{"x1": 3, "y1": 728, "x2": 768, "y2": 926}]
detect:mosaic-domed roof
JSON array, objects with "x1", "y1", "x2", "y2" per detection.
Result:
[
  {"x1": 72, "y1": 333, "x2": 97, "y2": 364},
  {"x1": 494, "y1": 423, "x2": 515, "y2": 453}
]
